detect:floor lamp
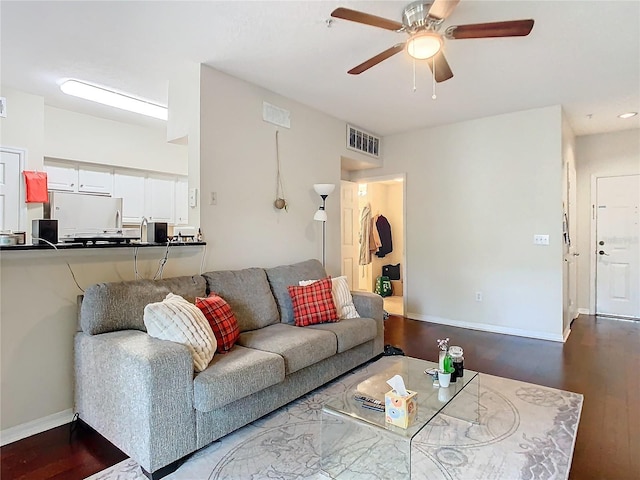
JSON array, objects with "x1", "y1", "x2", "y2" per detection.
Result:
[{"x1": 313, "y1": 183, "x2": 335, "y2": 267}]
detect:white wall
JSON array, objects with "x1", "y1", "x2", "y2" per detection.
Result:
[
  {"x1": 44, "y1": 106, "x2": 188, "y2": 175},
  {"x1": 198, "y1": 65, "x2": 371, "y2": 274},
  {"x1": 575, "y1": 129, "x2": 640, "y2": 312},
  {"x1": 352, "y1": 106, "x2": 565, "y2": 341}
]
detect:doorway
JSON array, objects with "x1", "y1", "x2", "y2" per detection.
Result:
[
  {"x1": 0, "y1": 147, "x2": 27, "y2": 231},
  {"x1": 593, "y1": 174, "x2": 640, "y2": 319},
  {"x1": 341, "y1": 175, "x2": 405, "y2": 316}
]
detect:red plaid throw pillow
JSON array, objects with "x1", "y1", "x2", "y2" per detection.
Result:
[
  {"x1": 195, "y1": 293, "x2": 240, "y2": 353},
  {"x1": 287, "y1": 276, "x2": 338, "y2": 327}
]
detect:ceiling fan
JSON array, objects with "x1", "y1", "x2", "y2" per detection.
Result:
[{"x1": 331, "y1": 0, "x2": 534, "y2": 82}]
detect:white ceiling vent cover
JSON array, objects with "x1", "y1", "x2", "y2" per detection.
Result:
[{"x1": 346, "y1": 124, "x2": 381, "y2": 158}]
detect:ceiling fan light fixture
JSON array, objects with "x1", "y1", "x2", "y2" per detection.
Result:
[{"x1": 406, "y1": 31, "x2": 442, "y2": 59}]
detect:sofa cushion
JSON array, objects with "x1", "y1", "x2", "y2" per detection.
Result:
[
  {"x1": 143, "y1": 293, "x2": 216, "y2": 372},
  {"x1": 80, "y1": 276, "x2": 207, "y2": 335},
  {"x1": 193, "y1": 345, "x2": 284, "y2": 412},
  {"x1": 300, "y1": 275, "x2": 360, "y2": 320},
  {"x1": 237, "y1": 323, "x2": 336, "y2": 375},
  {"x1": 203, "y1": 268, "x2": 279, "y2": 332},
  {"x1": 288, "y1": 277, "x2": 338, "y2": 327},
  {"x1": 196, "y1": 294, "x2": 240, "y2": 353},
  {"x1": 265, "y1": 259, "x2": 327, "y2": 325},
  {"x1": 307, "y1": 317, "x2": 378, "y2": 353}
]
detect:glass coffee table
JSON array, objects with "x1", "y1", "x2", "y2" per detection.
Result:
[{"x1": 321, "y1": 356, "x2": 479, "y2": 479}]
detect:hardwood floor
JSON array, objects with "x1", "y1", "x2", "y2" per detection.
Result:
[{"x1": 1, "y1": 314, "x2": 638, "y2": 480}]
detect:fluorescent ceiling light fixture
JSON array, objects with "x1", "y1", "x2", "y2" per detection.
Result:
[
  {"x1": 60, "y1": 80, "x2": 167, "y2": 120},
  {"x1": 618, "y1": 112, "x2": 638, "y2": 119}
]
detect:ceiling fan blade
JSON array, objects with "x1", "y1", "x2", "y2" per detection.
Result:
[
  {"x1": 428, "y1": 0, "x2": 461, "y2": 21},
  {"x1": 331, "y1": 7, "x2": 404, "y2": 31},
  {"x1": 348, "y1": 43, "x2": 405, "y2": 75},
  {"x1": 447, "y1": 19, "x2": 534, "y2": 39},
  {"x1": 426, "y1": 51, "x2": 454, "y2": 83}
]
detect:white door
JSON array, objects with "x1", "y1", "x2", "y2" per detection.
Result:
[
  {"x1": 0, "y1": 148, "x2": 25, "y2": 231},
  {"x1": 596, "y1": 175, "x2": 640, "y2": 318},
  {"x1": 146, "y1": 176, "x2": 175, "y2": 223},
  {"x1": 114, "y1": 171, "x2": 146, "y2": 223},
  {"x1": 340, "y1": 181, "x2": 359, "y2": 290},
  {"x1": 562, "y1": 156, "x2": 579, "y2": 333}
]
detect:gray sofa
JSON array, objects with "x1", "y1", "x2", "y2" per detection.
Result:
[{"x1": 74, "y1": 259, "x2": 384, "y2": 479}]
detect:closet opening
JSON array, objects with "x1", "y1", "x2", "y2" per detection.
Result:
[{"x1": 340, "y1": 175, "x2": 406, "y2": 317}]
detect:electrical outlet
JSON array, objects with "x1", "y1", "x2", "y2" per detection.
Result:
[
  {"x1": 533, "y1": 234, "x2": 550, "y2": 245},
  {"x1": 475, "y1": 291, "x2": 483, "y2": 302},
  {"x1": 188, "y1": 188, "x2": 198, "y2": 208},
  {"x1": 210, "y1": 191, "x2": 217, "y2": 206}
]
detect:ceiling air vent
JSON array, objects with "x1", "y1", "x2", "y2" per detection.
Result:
[{"x1": 346, "y1": 124, "x2": 381, "y2": 158}]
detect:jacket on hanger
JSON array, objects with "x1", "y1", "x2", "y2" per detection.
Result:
[
  {"x1": 359, "y1": 203, "x2": 372, "y2": 265},
  {"x1": 375, "y1": 215, "x2": 393, "y2": 257}
]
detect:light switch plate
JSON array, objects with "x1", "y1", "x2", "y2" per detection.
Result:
[
  {"x1": 533, "y1": 234, "x2": 550, "y2": 245},
  {"x1": 188, "y1": 188, "x2": 197, "y2": 207},
  {"x1": 0, "y1": 97, "x2": 6, "y2": 118}
]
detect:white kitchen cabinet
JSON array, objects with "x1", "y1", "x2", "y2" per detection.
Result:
[
  {"x1": 45, "y1": 162, "x2": 113, "y2": 195},
  {"x1": 174, "y1": 178, "x2": 189, "y2": 225},
  {"x1": 78, "y1": 166, "x2": 113, "y2": 195},
  {"x1": 113, "y1": 171, "x2": 146, "y2": 223},
  {"x1": 45, "y1": 162, "x2": 77, "y2": 192},
  {"x1": 146, "y1": 176, "x2": 175, "y2": 224}
]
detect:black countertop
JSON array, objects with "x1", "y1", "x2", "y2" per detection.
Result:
[{"x1": 0, "y1": 241, "x2": 206, "y2": 251}]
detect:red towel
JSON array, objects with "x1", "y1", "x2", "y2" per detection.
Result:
[{"x1": 23, "y1": 171, "x2": 49, "y2": 203}]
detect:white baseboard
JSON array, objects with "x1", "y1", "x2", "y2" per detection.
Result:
[
  {"x1": 0, "y1": 408, "x2": 74, "y2": 446},
  {"x1": 408, "y1": 313, "x2": 565, "y2": 342},
  {"x1": 578, "y1": 308, "x2": 591, "y2": 315}
]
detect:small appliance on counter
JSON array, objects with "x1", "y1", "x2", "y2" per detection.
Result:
[
  {"x1": 45, "y1": 191, "x2": 140, "y2": 245},
  {"x1": 32, "y1": 219, "x2": 58, "y2": 245},
  {"x1": 147, "y1": 222, "x2": 168, "y2": 244}
]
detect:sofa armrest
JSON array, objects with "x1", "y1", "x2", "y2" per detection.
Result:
[
  {"x1": 351, "y1": 291, "x2": 384, "y2": 354},
  {"x1": 74, "y1": 330, "x2": 196, "y2": 474}
]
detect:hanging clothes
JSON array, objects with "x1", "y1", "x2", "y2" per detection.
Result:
[
  {"x1": 371, "y1": 215, "x2": 382, "y2": 252},
  {"x1": 375, "y1": 215, "x2": 393, "y2": 257},
  {"x1": 359, "y1": 203, "x2": 372, "y2": 265}
]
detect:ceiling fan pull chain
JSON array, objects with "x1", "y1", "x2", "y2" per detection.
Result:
[
  {"x1": 432, "y1": 59, "x2": 437, "y2": 100},
  {"x1": 413, "y1": 58, "x2": 417, "y2": 92}
]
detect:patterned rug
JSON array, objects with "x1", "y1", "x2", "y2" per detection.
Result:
[{"x1": 86, "y1": 363, "x2": 583, "y2": 480}]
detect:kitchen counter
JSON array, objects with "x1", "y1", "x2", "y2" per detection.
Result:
[{"x1": 0, "y1": 241, "x2": 206, "y2": 251}]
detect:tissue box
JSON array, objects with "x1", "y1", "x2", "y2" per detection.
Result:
[{"x1": 385, "y1": 389, "x2": 418, "y2": 428}]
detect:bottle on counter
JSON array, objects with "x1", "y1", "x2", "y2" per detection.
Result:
[{"x1": 449, "y1": 346, "x2": 464, "y2": 381}]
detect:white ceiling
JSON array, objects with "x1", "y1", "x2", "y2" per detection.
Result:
[{"x1": 1, "y1": 0, "x2": 639, "y2": 138}]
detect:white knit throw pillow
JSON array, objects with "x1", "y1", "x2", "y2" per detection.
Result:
[{"x1": 144, "y1": 293, "x2": 217, "y2": 372}]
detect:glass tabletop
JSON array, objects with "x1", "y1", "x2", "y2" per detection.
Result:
[{"x1": 323, "y1": 356, "x2": 478, "y2": 440}]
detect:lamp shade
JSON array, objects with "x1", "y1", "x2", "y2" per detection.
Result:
[
  {"x1": 314, "y1": 208, "x2": 328, "y2": 222},
  {"x1": 313, "y1": 184, "x2": 335, "y2": 196}
]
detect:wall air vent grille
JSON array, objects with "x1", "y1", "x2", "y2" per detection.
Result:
[{"x1": 346, "y1": 124, "x2": 381, "y2": 158}]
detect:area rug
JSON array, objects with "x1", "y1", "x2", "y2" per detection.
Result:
[{"x1": 86, "y1": 363, "x2": 583, "y2": 480}]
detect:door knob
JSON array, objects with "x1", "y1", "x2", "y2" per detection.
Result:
[
  {"x1": 598, "y1": 250, "x2": 609, "y2": 256},
  {"x1": 599, "y1": 240, "x2": 605, "y2": 246}
]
